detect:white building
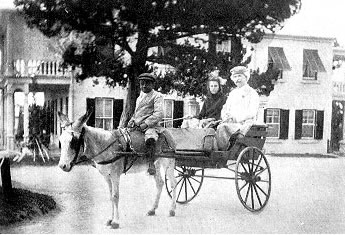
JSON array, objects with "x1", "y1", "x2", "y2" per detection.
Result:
[{"x1": 247, "y1": 34, "x2": 334, "y2": 154}]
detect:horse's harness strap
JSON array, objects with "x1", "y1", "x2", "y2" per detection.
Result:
[{"x1": 96, "y1": 128, "x2": 139, "y2": 174}]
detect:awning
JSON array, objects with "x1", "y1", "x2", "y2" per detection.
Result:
[
  {"x1": 268, "y1": 47, "x2": 291, "y2": 71},
  {"x1": 303, "y1": 49, "x2": 326, "y2": 72}
]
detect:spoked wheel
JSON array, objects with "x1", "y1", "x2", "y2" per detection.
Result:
[
  {"x1": 235, "y1": 147, "x2": 271, "y2": 212},
  {"x1": 165, "y1": 165, "x2": 204, "y2": 204}
]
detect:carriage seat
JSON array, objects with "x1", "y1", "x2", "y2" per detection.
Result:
[{"x1": 162, "y1": 128, "x2": 218, "y2": 152}]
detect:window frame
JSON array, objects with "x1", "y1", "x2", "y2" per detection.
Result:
[
  {"x1": 266, "y1": 108, "x2": 280, "y2": 138},
  {"x1": 95, "y1": 97, "x2": 114, "y2": 130},
  {"x1": 301, "y1": 109, "x2": 316, "y2": 139}
]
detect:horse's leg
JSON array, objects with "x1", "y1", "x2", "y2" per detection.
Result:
[
  {"x1": 166, "y1": 160, "x2": 177, "y2": 217},
  {"x1": 109, "y1": 171, "x2": 121, "y2": 229},
  {"x1": 103, "y1": 176, "x2": 114, "y2": 226},
  {"x1": 147, "y1": 160, "x2": 164, "y2": 216}
]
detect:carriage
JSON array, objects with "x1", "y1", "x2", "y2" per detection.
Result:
[
  {"x1": 115, "y1": 124, "x2": 271, "y2": 212},
  {"x1": 158, "y1": 124, "x2": 271, "y2": 212}
]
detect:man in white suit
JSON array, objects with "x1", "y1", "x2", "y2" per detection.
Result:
[
  {"x1": 127, "y1": 73, "x2": 163, "y2": 175},
  {"x1": 216, "y1": 66, "x2": 259, "y2": 150}
]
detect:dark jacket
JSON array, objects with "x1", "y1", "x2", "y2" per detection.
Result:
[{"x1": 198, "y1": 92, "x2": 227, "y2": 120}]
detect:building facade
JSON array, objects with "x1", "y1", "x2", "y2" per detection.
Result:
[{"x1": 247, "y1": 34, "x2": 334, "y2": 154}]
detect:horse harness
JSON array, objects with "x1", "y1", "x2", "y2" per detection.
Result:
[{"x1": 69, "y1": 126, "x2": 140, "y2": 173}]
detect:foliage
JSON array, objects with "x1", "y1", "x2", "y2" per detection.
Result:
[
  {"x1": 248, "y1": 67, "x2": 282, "y2": 96},
  {"x1": 14, "y1": 0, "x2": 302, "y2": 125}
]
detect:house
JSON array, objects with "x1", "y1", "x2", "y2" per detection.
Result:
[
  {"x1": 0, "y1": 9, "x2": 198, "y2": 150},
  {"x1": 246, "y1": 34, "x2": 335, "y2": 154}
]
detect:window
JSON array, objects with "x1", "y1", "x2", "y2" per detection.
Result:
[
  {"x1": 86, "y1": 98, "x2": 123, "y2": 129},
  {"x1": 163, "y1": 99, "x2": 184, "y2": 128},
  {"x1": 295, "y1": 109, "x2": 324, "y2": 139},
  {"x1": 216, "y1": 40, "x2": 231, "y2": 53},
  {"x1": 302, "y1": 110, "x2": 315, "y2": 138},
  {"x1": 268, "y1": 47, "x2": 291, "y2": 79},
  {"x1": 303, "y1": 49, "x2": 326, "y2": 80},
  {"x1": 95, "y1": 98, "x2": 113, "y2": 130},
  {"x1": 265, "y1": 109, "x2": 280, "y2": 137},
  {"x1": 264, "y1": 108, "x2": 289, "y2": 139}
]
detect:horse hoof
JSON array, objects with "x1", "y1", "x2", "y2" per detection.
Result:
[
  {"x1": 106, "y1": 220, "x2": 112, "y2": 226},
  {"x1": 147, "y1": 210, "x2": 155, "y2": 216},
  {"x1": 111, "y1": 222, "x2": 120, "y2": 229},
  {"x1": 169, "y1": 210, "x2": 175, "y2": 217}
]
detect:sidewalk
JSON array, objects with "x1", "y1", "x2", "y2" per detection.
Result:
[{"x1": 268, "y1": 152, "x2": 340, "y2": 158}]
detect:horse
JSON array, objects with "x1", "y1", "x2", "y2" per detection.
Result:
[{"x1": 57, "y1": 111, "x2": 177, "y2": 229}]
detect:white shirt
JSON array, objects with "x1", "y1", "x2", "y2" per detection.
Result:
[{"x1": 221, "y1": 84, "x2": 259, "y2": 123}]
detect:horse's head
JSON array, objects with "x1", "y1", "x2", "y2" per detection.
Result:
[{"x1": 58, "y1": 111, "x2": 91, "y2": 172}]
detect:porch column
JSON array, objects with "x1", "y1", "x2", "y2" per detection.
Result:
[
  {"x1": 23, "y1": 89, "x2": 29, "y2": 143},
  {"x1": 4, "y1": 15, "x2": 13, "y2": 77},
  {"x1": 5, "y1": 87, "x2": 14, "y2": 150},
  {"x1": 0, "y1": 89, "x2": 3, "y2": 148}
]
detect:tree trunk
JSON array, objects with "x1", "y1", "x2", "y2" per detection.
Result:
[
  {"x1": 208, "y1": 33, "x2": 217, "y2": 56},
  {"x1": 230, "y1": 36, "x2": 243, "y2": 65},
  {"x1": 118, "y1": 25, "x2": 149, "y2": 128},
  {"x1": 1, "y1": 158, "x2": 13, "y2": 199}
]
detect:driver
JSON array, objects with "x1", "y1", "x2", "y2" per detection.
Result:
[{"x1": 127, "y1": 73, "x2": 163, "y2": 175}]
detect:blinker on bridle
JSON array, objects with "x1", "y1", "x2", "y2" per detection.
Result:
[{"x1": 65, "y1": 127, "x2": 87, "y2": 166}]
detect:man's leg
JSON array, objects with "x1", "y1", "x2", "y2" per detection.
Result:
[
  {"x1": 145, "y1": 128, "x2": 159, "y2": 175},
  {"x1": 145, "y1": 138, "x2": 156, "y2": 175}
]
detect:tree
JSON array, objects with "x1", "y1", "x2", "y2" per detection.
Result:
[{"x1": 14, "y1": 0, "x2": 301, "y2": 126}]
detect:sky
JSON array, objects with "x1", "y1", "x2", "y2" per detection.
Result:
[{"x1": 0, "y1": 0, "x2": 345, "y2": 46}]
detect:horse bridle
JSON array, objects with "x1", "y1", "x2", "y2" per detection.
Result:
[
  {"x1": 65, "y1": 126, "x2": 126, "y2": 167},
  {"x1": 65, "y1": 126, "x2": 87, "y2": 167}
]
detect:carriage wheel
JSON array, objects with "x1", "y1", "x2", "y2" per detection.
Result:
[
  {"x1": 235, "y1": 147, "x2": 271, "y2": 212},
  {"x1": 165, "y1": 165, "x2": 204, "y2": 204}
]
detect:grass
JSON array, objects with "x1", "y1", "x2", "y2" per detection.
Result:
[{"x1": 0, "y1": 187, "x2": 57, "y2": 226}]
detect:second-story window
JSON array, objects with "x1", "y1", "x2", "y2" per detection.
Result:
[
  {"x1": 268, "y1": 47, "x2": 291, "y2": 79},
  {"x1": 303, "y1": 49, "x2": 326, "y2": 80}
]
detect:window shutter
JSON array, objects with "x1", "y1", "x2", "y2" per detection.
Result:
[
  {"x1": 295, "y1": 110, "x2": 303, "y2": 139},
  {"x1": 279, "y1": 109, "x2": 289, "y2": 139},
  {"x1": 113, "y1": 99, "x2": 124, "y2": 129},
  {"x1": 173, "y1": 100, "x2": 184, "y2": 128},
  {"x1": 86, "y1": 98, "x2": 95, "y2": 127},
  {"x1": 263, "y1": 109, "x2": 267, "y2": 123},
  {"x1": 315, "y1": 110, "x2": 324, "y2": 140}
]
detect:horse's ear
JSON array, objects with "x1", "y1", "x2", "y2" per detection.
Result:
[
  {"x1": 74, "y1": 110, "x2": 93, "y2": 127},
  {"x1": 58, "y1": 112, "x2": 72, "y2": 128}
]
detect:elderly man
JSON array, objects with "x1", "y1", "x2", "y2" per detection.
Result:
[
  {"x1": 216, "y1": 66, "x2": 259, "y2": 150},
  {"x1": 127, "y1": 73, "x2": 163, "y2": 175}
]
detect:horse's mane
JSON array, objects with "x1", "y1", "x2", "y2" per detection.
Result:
[{"x1": 82, "y1": 125, "x2": 122, "y2": 155}]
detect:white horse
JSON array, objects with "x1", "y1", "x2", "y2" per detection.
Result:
[{"x1": 57, "y1": 111, "x2": 177, "y2": 229}]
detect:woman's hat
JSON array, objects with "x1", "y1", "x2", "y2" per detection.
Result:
[{"x1": 230, "y1": 66, "x2": 249, "y2": 79}]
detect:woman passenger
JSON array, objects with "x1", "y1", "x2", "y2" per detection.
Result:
[{"x1": 182, "y1": 75, "x2": 227, "y2": 128}]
